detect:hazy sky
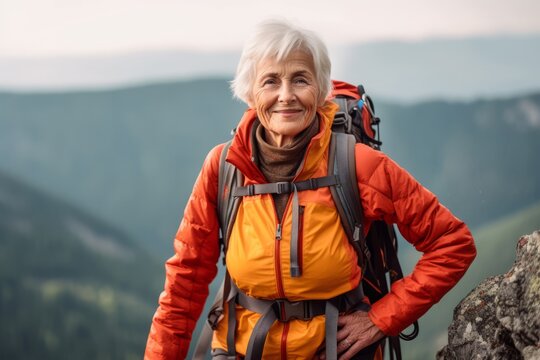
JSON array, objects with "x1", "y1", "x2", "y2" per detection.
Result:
[{"x1": 1, "y1": 0, "x2": 539, "y2": 57}]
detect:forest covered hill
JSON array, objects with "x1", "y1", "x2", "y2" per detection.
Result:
[
  {"x1": 1, "y1": 80, "x2": 538, "y2": 257},
  {"x1": 0, "y1": 171, "x2": 162, "y2": 359},
  {"x1": 1, "y1": 77, "x2": 539, "y2": 359}
]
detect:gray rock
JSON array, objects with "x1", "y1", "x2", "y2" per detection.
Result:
[
  {"x1": 436, "y1": 275, "x2": 521, "y2": 360},
  {"x1": 496, "y1": 231, "x2": 540, "y2": 360},
  {"x1": 438, "y1": 231, "x2": 540, "y2": 360}
]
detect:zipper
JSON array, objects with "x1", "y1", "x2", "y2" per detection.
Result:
[
  {"x1": 272, "y1": 194, "x2": 295, "y2": 359},
  {"x1": 253, "y1": 131, "x2": 318, "y2": 357},
  {"x1": 280, "y1": 322, "x2": 290, "y2": 359},
  {"x1": 275, "y1": 223, "x2": 282, "y2": 240},
  {"x1": 274, "y1": 136, "x2": 319, "y2": 358},
  {"x1": 274, "y1": 200, "x2": 305, "y2": 359},
  {"x1": 274, "y1": 216, "x2": 286, "y2": 299},
  {"x1": 272, "y1": 190, "x2": 297, "y2": 298}
]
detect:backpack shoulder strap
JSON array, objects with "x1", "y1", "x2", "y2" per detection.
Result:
[
  {"x1": 328, "y1": 132, "x2": 370, "y2": 272},
  {"x1": 217, "y1": 140, "x2": 244, "y2": 254},
  {"x1": 194, "y1": 141, "x2": 243, "y2": 360},
  {"x1": 328, "y1": 133, "x2": 419, "y2": 350}
]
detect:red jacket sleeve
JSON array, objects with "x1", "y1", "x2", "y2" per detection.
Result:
[
  {"x1": 355, "y1": 144, "x2": 477, "y2": 336},
  {"x1": 144, "y1": 144, "x2": 224, "y2": 359}
]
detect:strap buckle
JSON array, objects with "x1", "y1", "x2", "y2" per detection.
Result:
[
  {"x1": 275, "y1": 182, "x2": 292, "y2": 194},
  {"x1": 207, "y1": 307, "x2": 223, "y2": 330},
  {"x1": 273, "y1": 299, "x2": 309, "y2": 322},
  {"x1": 332, "y1": 110, "x2": 353, "y2": 134}
]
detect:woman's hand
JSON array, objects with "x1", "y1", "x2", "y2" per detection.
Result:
[{"x1": 314, "y1": 310, "x2": 385, "y2": 360}]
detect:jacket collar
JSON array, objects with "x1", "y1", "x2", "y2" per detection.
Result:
[{"x1": 226, "y1": 101, "x2": 339, "y2": 184}]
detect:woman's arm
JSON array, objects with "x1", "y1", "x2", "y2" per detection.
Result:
[
  {"x1": 144, "y1": 144, "x2": 225, "y2": 360},
  {"x1": 355, "y1": 144, "x2": 477, "y2": 336}
]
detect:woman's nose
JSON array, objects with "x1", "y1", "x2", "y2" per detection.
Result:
[{"x1": 278, "y1": 82, "x2": 296, "y2": 103}]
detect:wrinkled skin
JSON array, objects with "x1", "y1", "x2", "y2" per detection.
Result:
[
  {"x1": 314, "y1": 311, "x2": 385, "y2": 360},
  {"x1": 248, "y1": 50, "x2": 322, "y2": 147}
]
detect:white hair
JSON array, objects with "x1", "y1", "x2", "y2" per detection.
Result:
[{"x1": 231, "y1": 20, "x2": 332, "y2": 105}]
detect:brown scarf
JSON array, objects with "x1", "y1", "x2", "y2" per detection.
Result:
[{"x1": 253, "y1": 117, "x2": 320, "y2": 221}]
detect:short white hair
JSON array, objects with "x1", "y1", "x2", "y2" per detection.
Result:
[{"x1": 231, "y1": 20, "x2": 332, "y2": 105}]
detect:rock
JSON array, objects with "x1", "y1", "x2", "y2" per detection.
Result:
[
  {"x1": 436, "y1": 275, "x2": 521, "y2": 359},
  {"x1": 438, "y1": 231, "x2": 540, "y2": 360},
  {"x1": 497, "y1": 231, "x2": 540, "y2": 359}
]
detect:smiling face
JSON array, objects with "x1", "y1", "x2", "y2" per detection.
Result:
[{"x1": 248, "y1": 50, "x2": 322, "y2": 147}]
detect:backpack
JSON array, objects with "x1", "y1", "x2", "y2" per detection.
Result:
[{"x1": 193, "y1": 80, "x2": 418, "y2": 360}]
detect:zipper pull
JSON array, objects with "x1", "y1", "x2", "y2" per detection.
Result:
[{"x1": 276, "y1": 223, "x2": 282, "y2": 240}]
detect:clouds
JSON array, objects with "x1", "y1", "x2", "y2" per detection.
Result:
[{"x1": 1, "y1": 0, "x2": 540, "y2": 57}]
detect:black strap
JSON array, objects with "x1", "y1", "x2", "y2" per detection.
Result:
[
  {"x1": 364, "y1": 222, "x2": 418, "y2": 345},
  {"x1": 232, "y1": 175, "x2": 338, "y2": 197},
  {"x1": 388, "y1": 336, "x2": 401, "y2": 360}
]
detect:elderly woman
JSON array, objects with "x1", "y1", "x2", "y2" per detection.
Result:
[{"x1": 145, "y1": 21, "x2": 476, "y2": 360}]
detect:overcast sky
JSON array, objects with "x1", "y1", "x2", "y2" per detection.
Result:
[{"x1": 1, "y1": 0, "x2": 540, "y2": 58}]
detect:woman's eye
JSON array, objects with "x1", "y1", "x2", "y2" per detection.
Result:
[
  {"x1": 294, "y1": 77, "x2": 308, "y2": 85},
  {"x1": 263, "y1": 79, "x2": 277, "y2": 86}
]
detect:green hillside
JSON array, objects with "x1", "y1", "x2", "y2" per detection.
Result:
[
  {"x1": 399, "y1": 201, "x2": 540, "y2": 359},
  {"x1": 1, "y1": 77, "x2": 539, "y2": 358},
  {"x1": 0, "y1": 171, "x2": 163, "y2": 359},
  {"x1": 0, "y1": 79, "x2": 244, "y2": 258},
  {"x1": 0, "y1": 80, "x2": 539, "y2": 261},
  {"x1": 379, "y1": 95, "x2": 540, "y2": 227}
]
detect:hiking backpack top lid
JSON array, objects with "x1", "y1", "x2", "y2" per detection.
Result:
[{"x1": 330, "y1": 80, "x2": 382, "y2": 149}]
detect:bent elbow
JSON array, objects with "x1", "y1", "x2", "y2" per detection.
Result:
[{"x1": 459, "y1": 226, "x2": 477, "y2": 269}]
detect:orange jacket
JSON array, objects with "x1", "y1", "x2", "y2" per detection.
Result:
[{"x1": 145, "y1": 101, "x2": 476, "y2": 359}]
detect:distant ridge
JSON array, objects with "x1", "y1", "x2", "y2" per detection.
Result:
[
  {"x1": 1, "y1": 79, "x2": 539, "y2": 257},
  {"x1": 1, "y1": 35, "x2": 539, "y2": 102}
]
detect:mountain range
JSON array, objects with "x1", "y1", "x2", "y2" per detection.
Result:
[
  {"x1": 2, "y1": 35, "x2": 539, "y2": 102},
  {"x1": 1, "y1": 75, "x2": 539, "y2": 359},
  {"x1": 1, "y1": 79, "x2": 539, "y2": 258}
]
